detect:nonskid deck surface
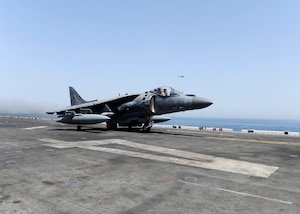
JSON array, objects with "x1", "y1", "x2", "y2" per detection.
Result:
[{"x1": 1, "y1": 117, "x2": 300, "y2": 213}]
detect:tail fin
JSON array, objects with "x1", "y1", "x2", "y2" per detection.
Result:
[{"x1": 69, "y1": 87, "x2": 87, "y2": 106}]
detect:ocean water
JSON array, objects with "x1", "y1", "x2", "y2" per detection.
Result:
[
  {"x1": 1, "y1": 113, "x2": 300, "y2": 132},
  {"x1": 161, "y1": 117, "x2": 300, "y2": 132}
]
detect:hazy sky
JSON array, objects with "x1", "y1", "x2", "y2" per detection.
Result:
[{"x1": 1, "y1": 1, "x2": 299, "y2": 119}]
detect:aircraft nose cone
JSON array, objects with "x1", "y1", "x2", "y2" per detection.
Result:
[{"x1": 192, "y1": 97, "x2": 213, "y2": 109}]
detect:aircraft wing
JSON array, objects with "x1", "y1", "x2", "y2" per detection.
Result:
[{"x1": 48, "y1": 93, "x2": 140, "y2": 115}]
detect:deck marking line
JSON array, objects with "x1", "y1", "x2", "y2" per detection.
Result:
[
  {"x1": 23, "y1": 126, "x2": 48, "y2": 130},
  {"x1": 39, "y1": 138, "x2": 279, "y2": 178},
  {"x1": 178, "y1": 180, "x2": 294, "y2": 206},
  {"x1": 4, "y1": 142, "x2": 30, "y2": 149},
  {"x1": 205, "y1": 137, "x2": 300, "y2": 147}
]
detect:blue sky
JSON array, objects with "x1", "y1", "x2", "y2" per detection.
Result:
[{"x1": 0, "y1": 0, "x2": 299, "y2": 119}]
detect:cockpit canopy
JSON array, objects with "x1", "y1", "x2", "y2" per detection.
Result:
[{"x1": 152, "y1": 86, "x2": 182, "y2": 97}]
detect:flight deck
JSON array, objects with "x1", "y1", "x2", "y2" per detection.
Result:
[{"x1": 1, "y1": 117, "x2": 300, "y2": 213}]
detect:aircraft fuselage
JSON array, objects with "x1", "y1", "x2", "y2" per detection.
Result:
[{"x1": 48, "y1": 86, "x2": 213, "y2": 132}]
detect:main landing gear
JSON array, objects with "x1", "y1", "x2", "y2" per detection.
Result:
[
  {"x1": 142, "y1": 121, "x2": 153, "y2": 133},
  {"x1": 106, "y1": 120, "x2": 153, "y2": 132},
  {"x1": 106, "y1": 122, "x2": 117, "y2": 130}
]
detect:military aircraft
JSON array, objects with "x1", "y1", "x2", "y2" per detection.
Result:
[{"x1": 47, "y1": 86, "x2": 213, "y2": 132}]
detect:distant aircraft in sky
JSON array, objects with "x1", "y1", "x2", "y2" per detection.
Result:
[
  {"x1": 47, "y1": 86, "x2": 213, "y2": 132},
  {"x1": 178, "y1": 75, "x2": 185, "y2": 78}
]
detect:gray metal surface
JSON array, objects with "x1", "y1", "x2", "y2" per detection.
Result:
[
  {"x1": 49, "y1": 86, "x2": 212, "y2": 132},
  {"x1": 1, "y1": 117, "x2": 300, "y2": 213}
]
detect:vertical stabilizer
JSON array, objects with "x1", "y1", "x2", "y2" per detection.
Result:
[{"x1": 69, "y1": 87, "x2": 87, "y2": 106}]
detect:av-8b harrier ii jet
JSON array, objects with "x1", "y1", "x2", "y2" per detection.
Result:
[{"x1": 47, "y1": 86, "x2": 213, "y2": 132}]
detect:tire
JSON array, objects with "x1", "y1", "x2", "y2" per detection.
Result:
[{"x1": 106, "y1": 122, "x2": 117, "y2": 130}]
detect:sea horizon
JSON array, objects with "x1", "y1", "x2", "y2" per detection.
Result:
[
  {"x1": 1, "y1": 113, "x2": 300, "y2": 132},
  {"x1": 161, "y1": 116, "x2": 300, "y2": 132}
]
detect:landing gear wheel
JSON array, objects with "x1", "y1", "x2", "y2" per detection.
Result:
[
  {"x1": 142, "y1": 121, "x2": 153, "y2": 133},
  {"x1": 106, "y1": 122, "x2": 117, "y2": 130},
  {"x1": 77, "y1": 125, "x2": 82, "y2": 131}
]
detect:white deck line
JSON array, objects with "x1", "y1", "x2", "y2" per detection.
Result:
[
  {"x1": 40, "y1": 138, "x2": 279, "y2": 178},
  {"x1": 23, "y1": 126, "x2": 48, "y2": 130}
]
